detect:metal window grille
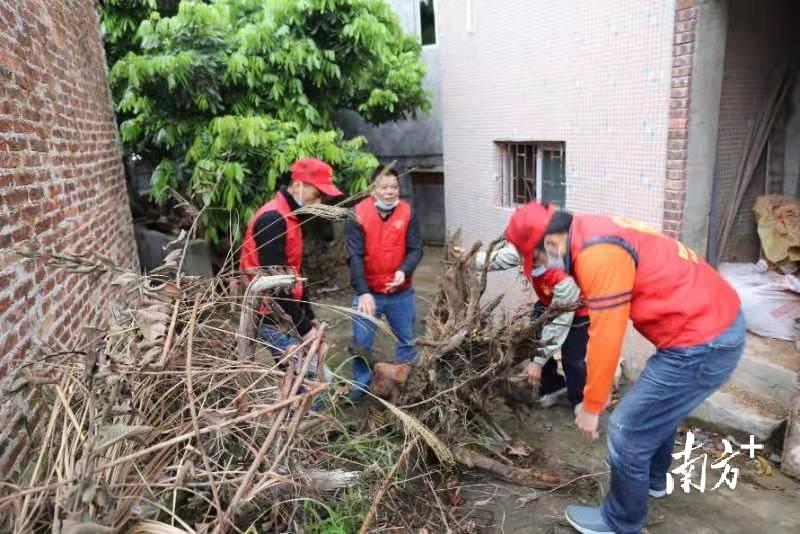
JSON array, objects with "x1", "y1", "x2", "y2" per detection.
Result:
[{"x1": 496, "y1": 141, "x2": 566, "y2": 207}]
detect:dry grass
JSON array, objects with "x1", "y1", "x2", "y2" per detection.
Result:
[
  {"x1": 2, "y1": 242, "x2": 345, "y2": 533},
  {"x1": 3, "y1": 206, "x2": 579, "y2": 533}
]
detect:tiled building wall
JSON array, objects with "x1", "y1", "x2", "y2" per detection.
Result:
[
  {"x1": 714, "y1": 0, "x2": 799, "y2": 262},
  {"x1": 438, "y1": 0, "x2": 675, "y2": 306},
  {"x1": 0, "y1": 0, "x2": 138, "y2": 475},
  {"x1": 439, "y1": 0, "x2": 675, "y2": 247}
]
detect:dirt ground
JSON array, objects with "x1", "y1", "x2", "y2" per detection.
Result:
[{"x1": 314, "y1": 247, "x2": 800, "y2": 533}]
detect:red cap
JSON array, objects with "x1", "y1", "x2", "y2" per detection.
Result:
[
  {"x1": 291, "y1": 158, "x2": 344, "y2": 197},
  {"x1": 505, "y1": 202, "x2": 556, "y2": 277}
]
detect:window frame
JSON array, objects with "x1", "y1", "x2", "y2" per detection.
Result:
[
  {"x1": 418, "y1": 0, "x2": 438, "y2": 47},
  {"x1": 495, "y1": 141, "x2": 566, "y2": 208}
]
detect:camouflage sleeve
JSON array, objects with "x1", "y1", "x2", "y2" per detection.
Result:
[
  {"x1": 536, "y1": 277, "x2": 580, "y2": 362},
  {"x1": 475, "y1": 242, "x2": 521, "y2": 271}
]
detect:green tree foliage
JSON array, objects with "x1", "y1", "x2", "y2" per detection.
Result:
[
  {"x1": 107, "y1": 0, "x2": 429, "y2": 243},
  {"x1": 101, "y1": 0, "x2": 181, "y2": 66}
]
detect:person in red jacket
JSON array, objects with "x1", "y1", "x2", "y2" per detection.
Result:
[
  {"x1": 503, "y1": 202, "x2": 745, "y2": 534},
  {"x1": 475, "y1": 242, "x2": 588, "y2": 411},
  {"x1": 346, "y1": 166, "x2": 423, "y2": 386},
  {"x1": 240, "y1": 157, "x2": 343, "y2": 373}
]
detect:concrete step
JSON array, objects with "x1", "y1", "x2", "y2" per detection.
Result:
[
  {"x1": 690, "y1": 384, "x2": 789, "y2": 441},
  {"x1": 727, "y1": 334, "x2": 799, "y2": 408}
]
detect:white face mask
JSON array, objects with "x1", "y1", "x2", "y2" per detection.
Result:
[
  {"x1": 547, "y1": 256, "x2": 566, "y2": 271},
  {"x1": 545, "y1": 243, "x2": 566, "y2": 271},
  {"x1": 531, "y1": 265, "x2": 548, "y2": 277},
  {"x1": 292, "y1": 184, "x2": 305, "y2": 207},
  {"x1": 375, "y1": 198, "x2": 399, "y2": 211}
]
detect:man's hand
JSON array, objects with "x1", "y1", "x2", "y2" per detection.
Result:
[
  {"x1": 521, "y1": 361, "x2": 543, "y2": 385},
  {"x1": 302, "y1": 326, "x2": 320, "y2": 343},
  {"x1": 385, "y1": 270, "x2": 406, "y2": 293},
  {"x1": 575, "y1": 405, "x2": 600, "y2": 440},
  {"x1": 357, "y1": 293, "x2": 377, "y2": 316}
]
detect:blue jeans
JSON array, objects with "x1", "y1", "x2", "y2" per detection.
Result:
[
  {"x1": 258, "y1": 324, "x2": 328, "y2": 384},
  {"x1": 258, "y1": 324, "x2": 301, "y2": 356},
  {"x1": 352, "y1": 287, "x2": 417, "y2": 363},
  {"x1": 600, "y1": 311, "x2": 745, "y2": 533}
]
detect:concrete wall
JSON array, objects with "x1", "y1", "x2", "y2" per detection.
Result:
[
  {"x1": 783, "y1": 81, "x2": 800, "y2": 198},
  {"x1": 0, "y1": 0, "x2": 138, "y2": 475},
  {"x1": 680, "y1": 0, "x2": 727, "y2": 255},
  {"x1": 713, "y1": 0, "x2": 800, "y2": 262},
  {"x1": 336, "y1": 0, "x2": 443, "y2": 169}
]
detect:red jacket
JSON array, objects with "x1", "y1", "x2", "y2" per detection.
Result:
[
  {"x1": 240, "y1": 192, "x2": 304, "y2": 300},
  {"x1": 569, "y1": 215, "x2": 740, "y2": 348},
  {"x1": 531, "y1": 268, "x2": 589, "y2": 317},
  {"x1": 354, "y1": 198, "x2": 413, "y2": 294}
]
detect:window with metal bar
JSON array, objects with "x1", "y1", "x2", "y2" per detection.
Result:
[{"x1": 495, "y1": 141, "x2": 566, "y2": 208}]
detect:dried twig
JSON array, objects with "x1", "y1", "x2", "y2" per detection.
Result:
[{"x1": 358, "y1": 438, "x2": 418, "y2": 534}]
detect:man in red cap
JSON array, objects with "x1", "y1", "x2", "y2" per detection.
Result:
[
  {"x1": 240, "y1": 157, "x2": 343, "y2": 368},
  {"x1": 503, "y1": 202, "x2": 745, "y2": 534}
]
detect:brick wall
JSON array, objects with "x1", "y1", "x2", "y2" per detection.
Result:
[
  {"x1": 0, "y1": 0, "x2": 138, "y2": 475},
  {"x1": 663, "y1": 0, "x2": 696, "y2": 239},
  {"x1": 714, "y1": 0, "x2": 798, "y2": 261}
]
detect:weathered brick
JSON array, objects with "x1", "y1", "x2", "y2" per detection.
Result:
[
  {"x1": 677, "y1": 8, "x2": 697, "y2": 22},
  {"x1": 674, "y1": 31, "x2": 695, "y2": 46},
  {"x1": 0, "y1": 0, "x2": 138, "y2": 477},
  {"x1": 666, "y1": 159, "x2": 687, "y2": 170},
  {"x1": 666, "y1": 178, "x2": 687, "y2": 192},
  {"x1": 668, "y1": 129, "x2": 689, "y2": 141},
  {"x1": 669, "y1": 118, "x2": 688, "y2": 129},
  {"x1": 671, "y1": 87, "x2": 690, "y2": 99},
  {"x1": 671, "y1": 77, "x2": 690, "y2": 89},
  {"x1": 672, "y1": 66, "x2": 691, "y2": 78},
  {"x1": 668, "y1": 139, "x2": 688, "y2": 150},
  {"x1": 673, "y1": 43, "x2": 694, "y2": 57},
  {"x1": 669, "y1": 108, "x2": 689, "y2": 119}
]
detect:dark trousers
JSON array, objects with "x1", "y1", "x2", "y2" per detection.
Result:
[{"x1": 532, "y1": 302, "x2": 588, "y2": 407}]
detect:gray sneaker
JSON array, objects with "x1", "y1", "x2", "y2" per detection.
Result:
[
  {"x1": 564, "y1": 506, "x2": 614, "y2": 534},
  {"x1": 539, "y1": 386, "x2": 567, "y2": 408}
]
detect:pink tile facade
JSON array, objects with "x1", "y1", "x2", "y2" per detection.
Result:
[
  {"x1": 439, "y1": 0, "x2": 677, "y2": 248},
  {"x1": 437, "y1": 0, "x2": 684, "y2": 368}
]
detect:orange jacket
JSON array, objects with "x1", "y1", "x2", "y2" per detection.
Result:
[{"x1": 568, "y1": 215, "x2": 740, "y2": 413}]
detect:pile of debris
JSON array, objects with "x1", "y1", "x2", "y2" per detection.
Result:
[
  {"x1": 397, "y1": 234, "x2": 582, "y2": 488},
  {"x1": 0, "y1": 245, "x2": 349, "y2": 533},
  {"x1": 1, "y1": 229, "x2": 583, "y2": 533}
]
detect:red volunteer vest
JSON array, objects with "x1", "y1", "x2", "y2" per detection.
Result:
[
  {"x1": 240, "y1": 192, "x2": 304, "y2": 301},
  {"x1": 569, "y1": 215, "x2": 740, "y2": 349},
  {"x1": 532, "y1": 268, "x2": 589, "y2": 317},
  {"x1": 355, "y1": 198, "x2": 413, "y2": 294}
]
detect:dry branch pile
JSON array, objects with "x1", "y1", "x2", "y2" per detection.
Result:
[
  {"x1": 1, "y1": 227, "x2": 583, "y2": 533},
  {"x1": 1, "y1": 245, "x2": 342, "y2": 533},
  {"x1": 398, "y1": 234, "x2": 582, "y2": 488}
]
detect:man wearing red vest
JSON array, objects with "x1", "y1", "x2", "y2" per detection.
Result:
[
  {"x1": 346, "y1": 167, "x2": 423, "y2": 376},
  {"x1": 240, "y1": 158, "x2": 343, "y2": 362},
  {"x1": 504, "y1": 202, "x2": 745, "y2": 534}
]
